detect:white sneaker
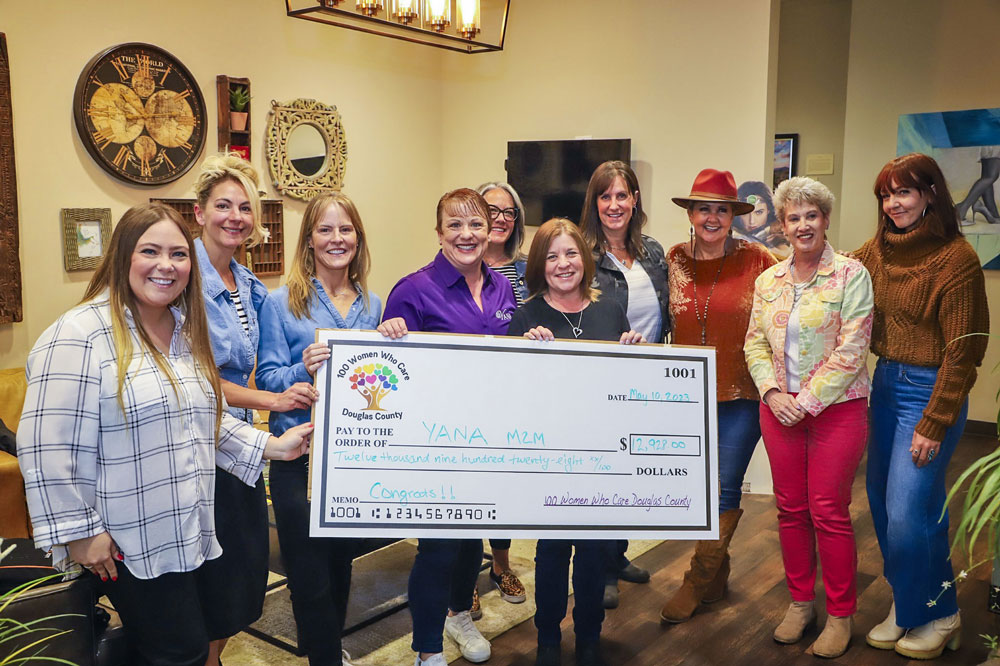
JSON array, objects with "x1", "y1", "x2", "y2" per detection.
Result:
[
  {"x1": 342, "y1": 649, "x2": 354, "y2": 666},
  {"x1": 866, "y1": 601, "x2": 904, "y2": 649},
  {"x1": 444, "y1": 610, "x2": 491, "y2": 663},
  {"x1": 894, "y1": 612, "x2": 961, "y2": 659},
  {"x1": 414, "y1": 653, "x2": 447, "y2": 666}
]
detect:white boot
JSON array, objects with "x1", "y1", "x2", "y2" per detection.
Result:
[
  {"x1": 866, "y1": 601, "x2": 905, "y2": 649},
  {"x1": 894, "y1": 612, "x2": 961, "y2": 660}
]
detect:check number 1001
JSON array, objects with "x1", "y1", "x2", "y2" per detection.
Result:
[{"x1": 665, "y1": 367, "x2": 697, "y2": 379}]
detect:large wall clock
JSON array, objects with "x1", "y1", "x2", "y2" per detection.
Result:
[{"x1": 73, "y1": 43, "x2": 206, "y2": 186}]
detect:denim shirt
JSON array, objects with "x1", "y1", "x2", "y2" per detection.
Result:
[
  {"x1": 195, "y1": 238, "x2": 268, "y2": 424},
  {"x1": 257, "y1": 280, "x2": 382, "y2": 437},
  {"x1": 592, "y1": 235, "x2": 670, "y2": 343}
]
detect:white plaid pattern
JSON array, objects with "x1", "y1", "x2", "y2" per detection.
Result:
[{"x1": 17, "y1": 296, "x2": 269, "y2": 579}]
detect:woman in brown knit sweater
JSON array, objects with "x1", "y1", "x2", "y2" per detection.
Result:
[{"x1": 858, "y1": 153, "x2": 989, "y2": 660}]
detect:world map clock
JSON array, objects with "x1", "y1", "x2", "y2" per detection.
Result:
[{"x1": 73, "y1": 43, "x2": 206, "y2": 185}]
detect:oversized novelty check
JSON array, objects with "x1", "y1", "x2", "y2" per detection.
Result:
[{"x1": 309, "y1": 331, "x2": 719, "y2": 540}]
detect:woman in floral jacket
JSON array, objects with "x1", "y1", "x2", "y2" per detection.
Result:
[{"x1": 744, "y1": 177, "x2": 873, "y2": 658}]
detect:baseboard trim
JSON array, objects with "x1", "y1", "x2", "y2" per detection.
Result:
[{"x1": 966, "y1": 419, "x2": 999, "y2": 437}]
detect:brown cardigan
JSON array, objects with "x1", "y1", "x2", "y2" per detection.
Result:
[{"x1": 856, "y1": 220, "x2": 989, "y2": 441}]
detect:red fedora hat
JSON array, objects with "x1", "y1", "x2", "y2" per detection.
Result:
[{"x1": 671, "y1": 168, "x2": 755, "y2": 215}]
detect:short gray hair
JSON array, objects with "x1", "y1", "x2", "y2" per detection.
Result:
[{"x1": 772, "y1": 176, "x2": 835, "y2": 221}]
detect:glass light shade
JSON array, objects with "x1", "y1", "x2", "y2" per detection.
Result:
[
  {"x1": 317, "y1": 0, "x2": 344, "y2": 7},
  {"x1": 391, "y1": 0, "x2": 419, "y2": 24},
  {"x1": 356, "y1": 0, "x2": 384, "y2": 17},
  {"x1": 456, "y1": 0, "x2": 480, "y2": 39},
  {"x1": 424, "y1": 0, "x2": 450, "y2": 32}
]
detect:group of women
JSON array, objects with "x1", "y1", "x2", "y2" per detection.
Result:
[{"x1": 15, "y1": 150, "x2": 988, "y2": 666}]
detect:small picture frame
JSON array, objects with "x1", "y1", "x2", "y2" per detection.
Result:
[
  {"x1": 773, "y1": 133, "x2": 798, "y2": 189},
  {"x1": 62, "y1": 208, "x2": 112, "y2": 271}
]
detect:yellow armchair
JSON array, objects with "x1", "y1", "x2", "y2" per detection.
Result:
[{"x1": 0, "y1": 367, "x2": 30, "y2": 538}]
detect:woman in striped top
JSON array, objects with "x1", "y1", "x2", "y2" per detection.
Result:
[
  {"x1": 477, "y1": 182, "x2": 529, "y2": 304},
  {"x1": 191, "y1": 154, "x2": 319, "y2": 666},
  {"x1": 472, "y1": 181, "x2": 529, "y2": 610}
]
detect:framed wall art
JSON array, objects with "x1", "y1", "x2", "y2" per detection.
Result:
[
  {"x1": 61, "y1": 208, "x2": 112, "y2": 271},
  {"x1": 898, "y1": 106, "x2": 1000, "y2": 268},
  {"x1": 773, "y1": 133, "x2": 798, "y2": 189},
  {"x1": 0, "y1": 33, "x2": 23, "y2": 323}
]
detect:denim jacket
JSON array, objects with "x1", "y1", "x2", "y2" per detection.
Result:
[
  {"x1": 195, "y1": 238, "x2": 269, "y2": 424},
  {"x1": 257, "y1": 280, "x2": 382, "y2": 437},
  {"x1": 592, "y1": 235, "x2": 670, "y2": 342},
  {"x1": 744, "y1": 242, "x2": 874, "y2": 416},
  {"x1": 512, "y1": 259, "x2": 528, "y2": 302}
]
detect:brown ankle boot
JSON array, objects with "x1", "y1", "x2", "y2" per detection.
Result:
[
  {"x1": 811, "y1": 614, "x2": 853, "y2": 658},
  {"x1": 659, "y1": 509, "x2": 743, "y2": 623}
]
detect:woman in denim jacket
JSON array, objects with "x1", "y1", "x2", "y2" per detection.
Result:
[
  {"x1": 744, "y1": 177, "x2": 873, "y2": 658},
  {"x1": 580, "y1": 160, "x2": 668, "y2": 606},
  {"x1": 192, "y1": 154, "x2": 319, "y2": 665},
  {"x1": 256, "y1": 193, "x2": 380, "y2": 666}
]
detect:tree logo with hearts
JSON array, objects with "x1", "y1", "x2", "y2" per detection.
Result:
[{"x1": 348, "y1": 362, "x2": 400, "y2": 411}]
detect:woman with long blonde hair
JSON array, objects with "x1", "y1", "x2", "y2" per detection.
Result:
[
  {"x1": 18, "y1": 204, "x2": 312, "y2": 666},
  {"x1": 257, "y1": 193, "x2": 381, "y2": 666}
]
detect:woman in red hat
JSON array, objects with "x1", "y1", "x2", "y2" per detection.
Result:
[{"x1": 659, "y1": 168, "x2": 776, "y2": 624}]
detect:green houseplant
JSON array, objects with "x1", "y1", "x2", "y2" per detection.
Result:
[
  {"x1": 228, "y1": 85, "x2": 250, "y2": 132},
  {"x1": 0, "y1": 538, "x2": 80, "y2": 665}
]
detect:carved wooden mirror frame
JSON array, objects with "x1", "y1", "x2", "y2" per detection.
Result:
[
  {"x1": 0, "y1": 33, "x2": 23, "y2": 323},
  {"x1": 265, "y1": 98, "x2": 347, "y2": 201}
]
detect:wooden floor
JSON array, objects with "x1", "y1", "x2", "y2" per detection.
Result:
[{"x1": 460, "y1": 431, "x2": 1000, "y2": 666}]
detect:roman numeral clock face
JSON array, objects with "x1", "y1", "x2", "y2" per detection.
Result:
[{"x1": 73, "y1": 43, "x2": 206, "y2": 185}]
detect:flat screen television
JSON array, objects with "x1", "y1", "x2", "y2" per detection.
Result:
[{"x1": 505, "y1": 138, "x2": 631, "y2": 226}]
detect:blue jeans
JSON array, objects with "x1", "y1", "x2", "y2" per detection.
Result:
[
  {"x1": 718, "y1": 399, "x2": 762, "y2": 513},
  {"x1": 535, "y1": 540, "x2": 609, "y2": 646},
  {"x1": 866, "y1": 359, "x2": 968, "y2": 627},
  {"x1": 408, "y1": 539, "x2": 483, "y2": 653}
]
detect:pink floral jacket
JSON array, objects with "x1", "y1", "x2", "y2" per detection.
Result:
[{"x1": 743, "y1": 242, "x2": 873, "y2": 416}]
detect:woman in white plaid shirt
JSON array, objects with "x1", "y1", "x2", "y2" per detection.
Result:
[{"x1": 17, "y1": 204, "x2": 313, "y2": 666}]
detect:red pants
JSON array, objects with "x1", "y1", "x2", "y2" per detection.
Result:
[{"x1": 760, "y1": 397, "x2": 868, "y2": 616}]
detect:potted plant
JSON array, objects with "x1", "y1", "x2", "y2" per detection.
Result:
[{"x1": 229, "y1": 85, "x2": 251, "y2": 132}]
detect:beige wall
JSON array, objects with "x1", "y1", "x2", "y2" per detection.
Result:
[
  {"x1": 437, "y1": 0, "x2": 780, "y2": 248},
  {"x1": 0, "y1": 0, "x2": 782, "y2": 373},
  {"x1": 0, "y1": 0, "x2": 446, "y2": 369},
  {"x1": 840, "y1": 0, "x2": 1000, "y2": 425},
  {"x1": 774, "y1": 0, "x2": 850, "y2": 231}
]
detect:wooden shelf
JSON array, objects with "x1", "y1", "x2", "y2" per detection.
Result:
[
  {"x1": 150, "y1": 198, "x2": 285, "y2": 277},
  {"x1": 216, "y1": 75, "x2": 251, "y2": 160}
]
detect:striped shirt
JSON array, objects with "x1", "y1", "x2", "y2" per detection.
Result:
[
  {"x1": 228, "y1": 288, "x2": 251, "y2": 335},
  {"x1": 491, "y1": 263, "x2": 525, "y2": 307},
  {"x1": 17, "y1": 296, "x2": 270, "y2": 579}
]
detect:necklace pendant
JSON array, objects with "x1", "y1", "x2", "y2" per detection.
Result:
[{"x1": 572, "y1": 326, "x2": 583, "y2": 338}]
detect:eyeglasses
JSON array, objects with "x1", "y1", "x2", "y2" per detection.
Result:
[{"x1": 487, "y1": 205, "x2": 519, "y2": 222}]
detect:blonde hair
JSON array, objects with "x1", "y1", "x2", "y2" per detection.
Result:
[
  {"x1": 192, "y1": 153, "x2": 266, "y2": 247},
  {"x1": 82, "y1": 204, "x2": 223, "y2": 439},
  {"x1": 287, "y1": 193, "x2": 372, "y2": 319},
  {"x1": 524, "y1": 218, "x2": 600, "y2": 303}
]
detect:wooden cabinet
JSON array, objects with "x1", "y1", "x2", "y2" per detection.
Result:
[
  {"x1": 150, "y1": 198, "x2": 284, "y2": 277},
  {"x1": 216, "y1": 75, "x2": 251, "y2": 160}
]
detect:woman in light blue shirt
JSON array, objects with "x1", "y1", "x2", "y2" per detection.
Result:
[
  {"x1": 191, "y1": 154, "x2": 319, "y2": 665},
  {"x1": 257, "y1": 193, "x2": 381, "y2": 666}
]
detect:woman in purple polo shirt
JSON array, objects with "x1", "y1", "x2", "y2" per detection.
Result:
[{"x1": 378, "y1": 188, "x2": 516, "y2": 666}]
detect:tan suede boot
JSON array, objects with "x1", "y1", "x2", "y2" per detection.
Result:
[
  {"x1": 659, "y1": 508, "x2": 743, "y2": 623},
  {"x1": 811, "y1": 615, "x2": 853, "y2": 658},
  {"x1": 702, "y1": 554, "x2": 730, "y2": 604},
  {"x1": 774, "y1": 601, "x2": 817, "y2": 644}
]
